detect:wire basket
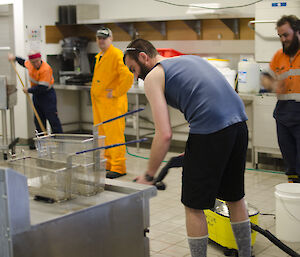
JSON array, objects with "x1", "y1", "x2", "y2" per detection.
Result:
[
  {"x1": 33, "y1": 133, "x2": 107, "y2": 197},
  {"x1": 70, "y1": 150, "x2": 106, "y2": 196},
  {"x1": 8, "y1": 156, "x2": 77, "y2": 202},
  {"x1": 34, "y1": 133, "x2": 105, "y2": 162}
]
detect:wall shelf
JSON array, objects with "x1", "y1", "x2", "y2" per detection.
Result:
[{"x1": 45, "y1": 17, "x2": 254, "y2": 44}]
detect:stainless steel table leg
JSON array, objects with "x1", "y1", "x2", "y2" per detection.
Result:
[
  {"x1": 1, "y1": 110, "x2": 8, "y2": 146},
  {"x1": 78, "y1": 91, "x2": 82, "y2": 132},
  {"x1": 9, "y1": 107, "x2": 15, "y2": 153},
  {"x1": 252, "y1": 146, "x2": 255, "y2": 169},
  {"x1": 135, "y1": 93, "x2": 140, "y2": 152},
  {"x1": 254, "y1": 149, "x2": 258, "y2": 169},
  {"x1": 1, "y1": 109, "x2": 8, "y2": 159}
]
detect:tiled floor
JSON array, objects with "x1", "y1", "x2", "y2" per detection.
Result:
[
  {"x1": 122, "y1": 146, "x2": 300, "y2": 257},
  {"x1": 1, "y1": 145, "x2": 300, "y2": 257}
]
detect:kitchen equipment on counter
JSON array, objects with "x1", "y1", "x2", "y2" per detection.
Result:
[{"x1": 59, "y1": 37, "x2": 92, "y2": 85}]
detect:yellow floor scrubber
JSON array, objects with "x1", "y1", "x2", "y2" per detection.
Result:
[
  {"x1": 204, "y1": 199, "x2": 258, "y2": 256},
  {"x1": 153, "y1": 155, "x2": 300, "y2": 257}
]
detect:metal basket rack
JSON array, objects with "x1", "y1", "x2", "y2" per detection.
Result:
[
  {"x1": 33, "y1": 133, "x2": 106, "y2": 197},
  {"x1": 7, "y1": 109, "x2": 146, "y2": 202},
  {"x1": 8, "y1": 156, "x2": 78, "y2": 202}
]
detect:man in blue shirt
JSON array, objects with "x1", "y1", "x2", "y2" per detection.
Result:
[{"x1": 124, "y1": 39, "x2": 251, "y2": 257}]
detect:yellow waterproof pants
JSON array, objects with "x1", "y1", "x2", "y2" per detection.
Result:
[{"x1": 92, "y1": 96, "x2": 127, "y2": 174}]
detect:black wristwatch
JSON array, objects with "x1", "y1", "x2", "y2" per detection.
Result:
[{"x1": 144, "y1": 174, "x2": 154, "y2": 182}]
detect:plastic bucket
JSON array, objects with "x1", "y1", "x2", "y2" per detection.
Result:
[{"x1": 275, "y1": 183, "x2": 300, "y2": 242}]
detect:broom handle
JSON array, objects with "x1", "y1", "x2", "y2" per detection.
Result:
[
  {"x1": 10, "y1": 60, "x2": 47, "y2": 133},
  {"x1": 94, "y1": 107, "x2": 144, "y2": 128},
  {"x1": 75, "y1": 138, "x2": 148, "y2": 155}
]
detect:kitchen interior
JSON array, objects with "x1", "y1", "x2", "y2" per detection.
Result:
[{"x1": 1, "y1": 0, "x2": 300, "y2": 257}]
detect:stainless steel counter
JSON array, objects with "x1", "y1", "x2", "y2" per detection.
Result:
[
  {"x1": 54, "y1": 83, "x2": 272, "y2": 100},
  {"x1": 0, "y1": 168, "x2": 157, "y2": 257},
  {"x1": 54, "y1": 83, "x2": 262, "y2": 98},
  {"x1": 54, "y1": 83, "x2": 91, "y2": 91},
  {"x1": 54, "y1": 83, "x2": 144, "y2": 94}
]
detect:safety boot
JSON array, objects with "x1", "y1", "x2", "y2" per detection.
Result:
[{"x1": 287, "y1": 174, "x2": 300, "y2": 183}]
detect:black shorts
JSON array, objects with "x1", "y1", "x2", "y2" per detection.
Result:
[{"x1": 181, "y1": 121, "x2": 248, "y2": 210}]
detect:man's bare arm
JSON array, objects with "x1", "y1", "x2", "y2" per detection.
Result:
[{"x1": 135, "y1": 65, "x2": 172, "y2": 184}]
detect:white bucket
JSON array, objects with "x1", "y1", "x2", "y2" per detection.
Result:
[{"x1": 275, "y1": 183, "x2": 300, "y2": 242}]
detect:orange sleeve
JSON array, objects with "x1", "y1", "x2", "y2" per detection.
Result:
[{"x1": 24, "y1": 60, "x2": 30, "y2": 69}]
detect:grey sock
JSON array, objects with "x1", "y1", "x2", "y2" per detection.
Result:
[
  {"x1": 231, "y1": 219, "x2": 251, "y2": 257},
  {"x1": 188, "y1": 235, "x2": 208, "y2": 257}
]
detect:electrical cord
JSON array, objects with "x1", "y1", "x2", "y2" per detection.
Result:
[
  {"x1": 126, "y1": 145, "x2": 168, "y2": 162},
  {"x1": 153, "y1": 0, "x2": 263, "y2": 10},
  {"x1": 246, "y1": 167, "x2": 284, "y2": 174}
]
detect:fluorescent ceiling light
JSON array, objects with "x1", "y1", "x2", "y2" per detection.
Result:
[{"x1": 186, "y1": 3, "x2": 221, "y2": 14}]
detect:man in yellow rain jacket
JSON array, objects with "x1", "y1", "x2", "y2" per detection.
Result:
[{"x1": 91, "y1": 27, "x2": 134, "y2": 179}]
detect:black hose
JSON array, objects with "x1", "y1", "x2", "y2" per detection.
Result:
[
  {"x1": 155, "y1": 155, "x2": 184, "y2": 183},
  {"x1": 251, "y1": 223, "x2": 300, "y2": 257},
  {"x1": 8, "y1": 137, "x2": 19, "y2": 150}
]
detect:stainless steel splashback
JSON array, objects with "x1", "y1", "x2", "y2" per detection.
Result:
[{"x1": 0, "y1": 76, "x2": 17, "y2": 110}]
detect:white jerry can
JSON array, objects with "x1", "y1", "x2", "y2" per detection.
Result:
[{"x1": 238, "y1": 58, "x2": 260, "y2": 93}]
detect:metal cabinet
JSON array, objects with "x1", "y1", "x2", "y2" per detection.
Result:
[{"x1": 253, "y1": 94, "x2": 281, "y2": 168}]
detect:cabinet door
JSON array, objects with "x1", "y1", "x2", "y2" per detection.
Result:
[{"x1": 253, "y1": 95, "x2": 279, "y2": 149}]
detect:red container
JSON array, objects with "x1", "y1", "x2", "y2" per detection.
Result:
[{"x1": 156, "y1": 48, "x2": 184, "y2": 57}]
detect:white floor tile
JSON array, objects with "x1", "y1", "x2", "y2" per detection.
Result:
[
  {"x1": 150, "y1": 239, "x2": 172, "y2": 252},
  {"x1": 159, "y1": 244, "x2": 191, "y2": 257}
]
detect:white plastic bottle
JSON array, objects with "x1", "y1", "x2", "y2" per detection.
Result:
[{"x1": 238, "y1": 58, "x2": 260, "y2": 93}]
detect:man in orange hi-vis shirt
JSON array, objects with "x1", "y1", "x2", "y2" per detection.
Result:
[
  {"x1": 91, "y1": 27, "x2": 134, "y2": 179},
  {"x1": 8, "y1": 52, "x2": 63, "y2": 135},
  {"x1": 261, "y1": 16, "x2": 300, "y2": 183}
]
